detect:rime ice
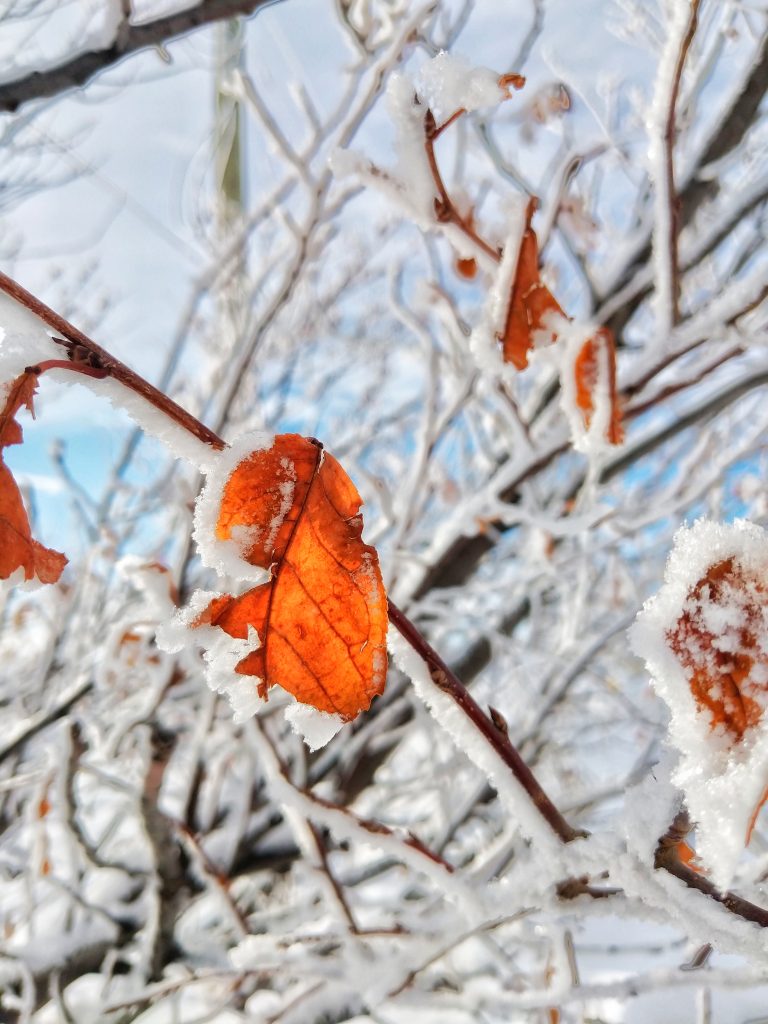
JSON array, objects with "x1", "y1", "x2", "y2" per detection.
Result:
[{"x1": 630, "y1": 519, "x2": 768, "y2": 887}]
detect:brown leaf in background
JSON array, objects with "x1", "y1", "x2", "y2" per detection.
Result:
[
  {"x1": 498, "y1": 200, "x2": 564, "y2": 369},
  {"x1": 573, "y1": 327, "x2": 623, "y2": 445}
]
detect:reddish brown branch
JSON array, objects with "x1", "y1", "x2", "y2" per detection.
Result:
[
  {"x1": 387, "y1": 598, "x2": 585, "y2": 844},
  {"x1": 7, "y1": 266, "x2": 768, "y2": 937},
  {"x1": 655, "y1": 813, "x2": 768, "y2": 929},
  {"x1": 424, "y1": 109, "x2": 502, "y2": 264},
  {"x1": 0, "y1": 270, "x2": 224, "y2": 451}
]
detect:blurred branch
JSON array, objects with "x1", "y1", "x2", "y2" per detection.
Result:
[{"x1": 0, "y1": 0, "x2": 285, "y2": 114}]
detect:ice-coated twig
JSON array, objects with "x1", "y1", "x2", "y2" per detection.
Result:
[
  {"x1": 0, "y1": 270, "x2": 224, "y2": 455},
  {"x1": 647, "y1": 0, "x2": 701, "y2": 333},
  {"x1": 388, "y1": 599, "x2": 584, "y2": 846}
]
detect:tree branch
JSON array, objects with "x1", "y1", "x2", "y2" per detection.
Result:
[
  {"x1": 388, "y1": 599, "x2": 585, "y2": 844},
  {"x1": 0, "y1": 0, "x2": 284, "y2": 114},
  {"x1": 0, "y1": 270, "x2": 224, "y2": 450}
]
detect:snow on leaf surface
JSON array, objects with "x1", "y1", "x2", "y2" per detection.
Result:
[
  {"x1": 182, "y1": 434, "x2": 388, "y2": 723},
  {"x1": 0, "y1": 372, "x2": 67, "y2": 585},
  {"x1": 630, "y1": 519, "x2": 768, "y2": 887}
]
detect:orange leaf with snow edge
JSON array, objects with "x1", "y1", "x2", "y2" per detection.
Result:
[
  {"x1": 497, "y1": 199, "x2": 564, "y2": 369},
  {"x1": 667, "y1": 555, "x2": 768, "y2": 844},
  {"x1": 0, "y1": 372, "x2": 67, "y2": 585},
  {"x1": 192, "y1": 434, "x2": 388, "y2": 721},
  {"x1": 667, "y1": 558, "x2": 768, "y2": 742},
  {"x1": 573, "y1": 327, "x2": 623, "y2": 445}
]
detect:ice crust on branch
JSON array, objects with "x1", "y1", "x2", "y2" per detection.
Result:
[
  {"x1": 388, "y1": 629, "x2": 564, "y2": 859},
  {"x1": 0, "y1": 291, "x2": 57, "y2": 376},
  {"x1": 54, "y1": 373, "x2": 219, "y2": 470},
  {"x1": 630, "y1": 519, "x2": 768, "y2": 887}
]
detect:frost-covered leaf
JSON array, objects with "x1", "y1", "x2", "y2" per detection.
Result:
[
  {"x1": 631, "y1": 519, "x2": 768, "y2": 887},
  {"x1": 0, "y1": 371, "x2": 67, "y2": 585},
  {"x1": 498, "y1": 200, "x2": 564, "y2": 369},
  {"x1": 573, "y1": 327, "x2": 623, "y2": 446},
  {"x1": 183, "y1": 434, "x2": 388, "y2": 722}
]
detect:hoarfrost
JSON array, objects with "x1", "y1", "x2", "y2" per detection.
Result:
[
  {"x1": 630, "y1": 519, "x2": 768, "y2": 888},
  {"x1": 383, "y1": 72, "x2": 437, "y2": 223},
  {"x1": 622, "y1": 752, "x2": 682, "y2": 863},
  {"x1": 416, "y1": 51, "x2": 507, "y2": 122},
  {"x1": 157, "y1": 589, "x2": 266, "y2": 722},
  {"x1": 468, "y1": 197, "x2": 528, "y2": 373},
  {"x1": 284, "y1": 701, "x2": 345, "y2": 750},
  {"x1": 192, "y1": 431, "x2": 275, "y2": 585}
]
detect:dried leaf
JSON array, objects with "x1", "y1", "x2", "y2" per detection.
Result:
[
  {"x1": 667, "y1": 557, "x2": 768, "y2": 741},
  {"x1": 498, "y1": 200, "x2": 564, "y2": 369},
  {"x1": 194, "y1": 434, "x2": 388, "y2": 721},
  {"x1": 573, "y1": 327, "x2": 623, "y2": 445},
  {"x1": 498, "y1": 72, "x2": 526, "y2": 96},
  {"x1": 667, "y1": 555, "x2": 768, "y2": 849},
  {"x1": 0, "y1": 372, "x2": 67, "y2": 585},
  {"x1": 0, "y1": 372, "x2": 36, "y2": 447}
]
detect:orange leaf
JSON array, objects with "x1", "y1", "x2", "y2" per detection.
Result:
[
  {"x1": 0, "y1": 372, "x2": 67, "y2": 585},
  {"x1": 498, "y1": 200, "x2": 564, "y2": 369},
  {"x1": 193, "y1": 435, "x2": 388, "y2": 721},
  {"x1": 573, "y1": 327, "x2": 623, "y2": 444},
  {"x1": 0, "y1": 372, "x2": 37, "y2": 448},
  {"x1": 667, "y1": 558, "x2": 768, "y2": 741},
  {"x1": 676, "y1": 840, "x2": 702, "y2": 872}
]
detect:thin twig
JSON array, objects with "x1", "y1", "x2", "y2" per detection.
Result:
[{"x1": 424, "y1": 109, "x2": 502, "y2": 263}]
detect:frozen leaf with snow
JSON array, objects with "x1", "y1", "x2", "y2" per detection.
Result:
[
  {"x1": 573, "y1": 327, "x2": 623, "y2": 446},
  {"x1": 176, "y1": 434, "x2": 388, "y2": 724},
  {"x1": 498, "y1": 199, "x2": 564, "y2": 369},
  {"x1": 630, "y1": 519, "x2": 768, "y2": 887},
  {"x1": 0, "y1": 371, "x2": 67, "y2": 585}
]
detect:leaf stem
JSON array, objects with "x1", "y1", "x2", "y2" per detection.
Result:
[{"x1": 424, "y1": 109, "x2": 502, "y2": 264}]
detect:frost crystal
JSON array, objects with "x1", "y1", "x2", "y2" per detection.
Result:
[
  {"x1": 416, "y1": 51, "x2": 507, "y2": 121},
  {"x1": 630, "y1": 519, "x2": 768, "y2": 887}
]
